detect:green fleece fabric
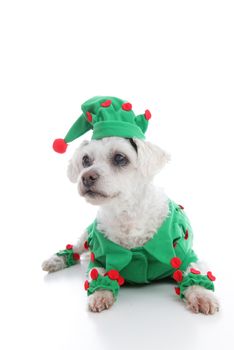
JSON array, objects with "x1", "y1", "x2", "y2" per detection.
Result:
[
  {"x1": 53, "y1": 96, "x2": 151, "y2": 153},
  {"x1": 57, "y1": 248, "x2": 77, "y2": 267},
  {"x1": 87, "y1": 201, "x2": 196, "y2": 280},
  {"x1": 86, "y1": 201, "x2": 215, "y2": 299}
]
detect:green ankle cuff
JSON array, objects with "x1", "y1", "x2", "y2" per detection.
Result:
[
  {"x1": 56, "y1": 245, "x2": 80, "y2": 267},
  {"x1": 179, "y1": 273, "x2": 215, "y2": 298},
  {"x1": 86, "y1": 275, "x2": 120, "y2": 300}
]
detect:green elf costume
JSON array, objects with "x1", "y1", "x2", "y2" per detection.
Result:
[{"x1": 53, "y1": 96, "x2": 216, "y2": 301}]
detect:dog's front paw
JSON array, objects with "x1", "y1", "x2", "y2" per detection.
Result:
[
  {"x1": 42, "y1": 255, "x2": 66, "y2": 272},
  {"x1": 184, "y1": 285, "x2": 219, "y2": 315},
  {"x1": 88, "y1": 290, "x2": 115, "y2": 312}
]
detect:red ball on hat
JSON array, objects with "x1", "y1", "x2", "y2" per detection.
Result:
[
  {"x1": 86, "y1": 111, "x2": 92, "y2": 122},
  {"x1": 144, "y1": 110, "x2": 151, "y2": 120},
  {"x1": 184, "y1": 230, "x2": 189, "y2": 240},
  {"x1": 122, "y1": 102, "x2": 132, "y2": 111},
  {"x1": 101, "y1": 100, "x2": 112, "y2": 107},
  {"x1": 53, "y1": 139, "x2": 68, "y2": 153}
]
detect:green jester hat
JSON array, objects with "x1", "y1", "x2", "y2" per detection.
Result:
[{"x1": 52, "y1": 96, "x2": 151, "y2": 153}]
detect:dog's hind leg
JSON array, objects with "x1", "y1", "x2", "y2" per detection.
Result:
[{"x1": 41, "y1": 230, "x2": 88, "y2": 272}]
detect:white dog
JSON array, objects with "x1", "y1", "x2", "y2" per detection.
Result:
[{"x1": 42, "y1": 137, "x2": 219, "y2": 314}]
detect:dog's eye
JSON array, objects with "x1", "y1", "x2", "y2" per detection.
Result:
[
  {"x1": 82, "y1": 155, "x2": 92, "y2": 168},
  {"x1": 112, "y1": 153, "x2": 129, "y2": 167}
]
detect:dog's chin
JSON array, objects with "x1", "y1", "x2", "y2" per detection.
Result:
[{"x1": 80, "y1": 189, "x2": 118, "y2": 205}]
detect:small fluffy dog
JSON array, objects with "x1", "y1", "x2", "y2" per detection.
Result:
[{"x1": 42, "y1": 137, "x2": 219, "y2": 314}]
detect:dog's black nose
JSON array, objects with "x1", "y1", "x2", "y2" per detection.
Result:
[{"x1": 82, "y1": 170, "x2": 99, "y2": 188}]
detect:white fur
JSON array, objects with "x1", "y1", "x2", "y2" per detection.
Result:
[
  {"x1": 184, "y1": 261, "x2": 220, "y2": 314},
  {"x1": 88, "y1": 290, "x2": 115, "y2": 312},
  {"x1": 184, "y1": 285, "x2": 219, "y2": 314},
  {"x1": 43, "y1": 137, "x2": 219, "y2": 314},
  {"x1": 42, "y1": 230, "x2": 88, "y2": 272},
  {"x1": 97, "y1": 186, "x2": 168, "y2": 249},
  {"x1": 67, "y1": 137, "x2": 170, "y2": 248}
]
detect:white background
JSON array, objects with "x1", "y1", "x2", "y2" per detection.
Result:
[{"x1": 0, "y1": 1, "x2": 234, "y2": 349}]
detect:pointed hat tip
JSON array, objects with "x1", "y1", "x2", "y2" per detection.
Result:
[{"x1": 53, "y1": 138, "x2": 68, "y2": 153}]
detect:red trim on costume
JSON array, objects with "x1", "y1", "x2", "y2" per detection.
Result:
[
  {"x1": 207, "y1": 271, "x2": 216, "y2": 281},
  {"x1": 84, "y1": 280, "x2": 89, "y2": 290},
  {"x1": 84, "y1": 241, "x2": 89, "y2": 250},
  {"x1": 190, "y1": 268, "x2": 201, "y2": 275},
  {"x1": 117, "y1": 275, "x2": 125, "y2": 286},
  {"x1": 173, "y1": 270, "x2": 183, "y2": 282},
  {"x1": 90, "y1": 268, "x2": 99, "y2": 280},
  {"x1": 90, "y1": 252, "x2": 95, "y2": 262},
  {"x1": 170, "y1": 257, "x2": 182, "y2": 269},
  {"x1": 73, "y1": 253, "x2": 80, "y2": 261},
  {"x1": 107, "y1": 270, "x2": 120, "y2": 280}
]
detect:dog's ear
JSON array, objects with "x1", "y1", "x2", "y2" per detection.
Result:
[
  {"x1": 67, "y1": 140, "x2": 89, "y2": 183},
  {"x1": 67, "y1": 159, "x2": 78, "y2": 183},
  {"x1": 133, "y1": 139, "x2": 170, "y2": 178}
]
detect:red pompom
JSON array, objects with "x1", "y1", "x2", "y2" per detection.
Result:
[
  {"x1": 117, "y1": 275, "x2": 125, "y2": 286},
  {"x1": 107, "y1": 270, "x2": 120, "y2": 280},
  {"x1": 207, "y1": 271, "x2": 216, "y2": 281},
  {"x1": 101, "y1": 100, "x2": 112, "y2": 107},
  {"x1": 184, "y1": 230, "x2": 189, "y2": 240},
  {"x1": 175, "y1": 287, "x2": 181, "y2": 295},
  {"x1": 90, "y1": 268, "x2": 99, "y2": 280},
  {"x1": 86, "y1": 111, "x2": 92, "y2": 122},
  {"x1": 144, "y1": 109, "x2": 151, "y2": 120},
  {"x1": 84, "y1": 280, "x2": 89, "y2": 290},
  {"x1": 170, "y1": 257, "x2": 182, "y2": 269},
  {"x1": 66, "y1": 244, "x2": 73, "y2": 250},
  {"x1": 53, "y1": 138, "x2": 68, "y2": 153},
  {"x1": 90, "y1": 252, "x2": 95, "y2": 262},
  {"x1": 122, "y1": 102, "x2": 132, "y2": 111},
  {"x1": 173, "y1": 270, "x2": 183, "y2": 282},
  {"x1": 73, "y1": 253, "x2": 80, "y2": 261},
  {"x1": 84, "y1": 241, "x2": 89, "y2": 250},
  {"x1": 190, "y1": 268, "x2": 201, "y2": 275}
]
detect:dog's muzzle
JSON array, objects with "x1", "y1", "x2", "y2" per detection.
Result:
[{"x1": 82, "y1": 170, "x2": 99, "y2": 188}]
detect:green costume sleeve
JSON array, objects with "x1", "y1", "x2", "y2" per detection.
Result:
[
  {"x1": 86, "y1": 274, "x2": 120, "y2": 300},
  {"x1": 56, "y1": 244, "x2": 80, "y2": 267},
  {"x1": 176, "y1": 272, "x2": 215, "y2": 298}
]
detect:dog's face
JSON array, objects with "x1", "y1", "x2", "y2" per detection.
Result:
[{"x1": 67, "y1": 137, "x2": 169, "y2": 205}]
